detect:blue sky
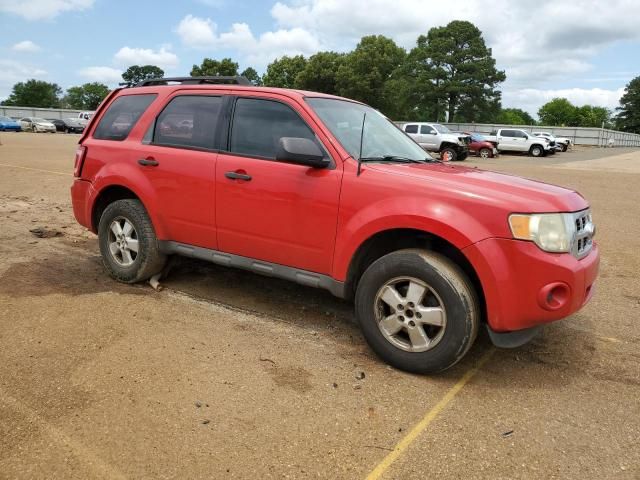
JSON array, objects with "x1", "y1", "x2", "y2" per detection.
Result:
[{"x1": 1, "y1": 0, "x2": 639, "y2": 117}]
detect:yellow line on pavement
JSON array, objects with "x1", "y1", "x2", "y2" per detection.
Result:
[
  {"x1": 0, "y1": 162, "x2": 71, "y2": 176},
  {"x1": 366, "y1": 348, "x2": 495, "y2": 480}
]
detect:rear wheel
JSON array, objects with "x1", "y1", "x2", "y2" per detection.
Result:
[
  {"x1": 98, "y1": 199, "x2": 166, "y2": 283},
  {"x1": 440, "y1": 147, "x2": 457, "y2": 162},
  {"x1": 355, "y1": 249, "x2": 479, "y2": 374},
  {"x1": 479, "y1": 148, "x2": 491, "y2": 159}
]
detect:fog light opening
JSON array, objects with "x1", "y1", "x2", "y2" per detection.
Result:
[{"x1": 538, "y1": 282, "x2": 570, "y2": 311}]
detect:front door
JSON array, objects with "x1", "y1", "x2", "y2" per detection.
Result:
[{"x1": 215, "y1": 96, "x2": 342, "y2": 275}]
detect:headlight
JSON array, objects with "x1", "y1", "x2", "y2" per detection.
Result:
[{"x1": 509, "y1": 213, "x2": 575, "y2": 253}]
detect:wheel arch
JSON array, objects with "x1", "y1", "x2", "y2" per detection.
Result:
[{"x1": 343, "y1": 228, "x2": 486, "y2": 322}]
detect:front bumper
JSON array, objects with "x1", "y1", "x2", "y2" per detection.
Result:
[
  {"x1": 463, "y1": 238, "x2": 599, "y2": 332},
  {"x1": 35, "y1": 125, "x2": 56, "y2": 133}
]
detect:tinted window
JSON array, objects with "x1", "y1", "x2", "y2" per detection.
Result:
[
  {"x1": 153, "y1": 96, "x2": 222, "y2": 150},
  {"x1": 94, "y1": 94, "x2": 156, "y2": 141},
  {"x1": 404, "y1": 124, "x2": 418, "y2": 134},
  {"x1": 230, "y1": 98, "x2": 316, "y2": 159},
  {"x1": 501, "y1": 130, "x2": 515, "y2": 137},
  {"x1": 420, "y1": 125, "x2": 436, "y2": 134}
]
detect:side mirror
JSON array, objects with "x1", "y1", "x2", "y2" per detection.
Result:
[
  {"x1": 430, "y1": 131, "x2": 438, "y2": 135},
  {"x1": 276, "y1": 137, "x2": 330, "y2": 168}
]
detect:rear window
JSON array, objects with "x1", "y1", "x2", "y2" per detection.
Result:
[
  {"x1": 153, "y1": 95, "x2": 222, "y2": 150},
  {"x1": 93, "y1": 94, "x2": 156, "y2": 141}
]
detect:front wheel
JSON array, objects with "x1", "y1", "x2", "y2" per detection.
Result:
[
  {"x1": 440, "y1": 147, "x2": 457, "y2": 162},
  {"x1": 530, "y1": 145, "x2": 544, "y2": 157},
  {"x1": 98, "y1": 199, "x2": 166, "y2": 283},
  {"x1": 479, "y1": 148, "x2": 491, "y2": 159},
  {"x1": 561, "y1": 143, "x2": 568, "y2": 152},
  {"x1": 355, "y1": 249, "x2": 479, "y2": 374}
]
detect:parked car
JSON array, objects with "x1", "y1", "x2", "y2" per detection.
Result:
[
  {"x1": 47, "y1": 118, "x2": 85, "y2": 134},
  {"x1": 0, "y1": 116, "x2": 22, "y2": 132},
  {"x1": 400, "y1": 122, "x2": 470, "y2": 161},
  {"x1": 533, "y1": 132, "x2": 571, "y2": 152},
  {"x1": 464, "y1": 132, "x2": 498, "y2": 158},
  {"x1": 71, "y1": 76, "x2": 599, "y2": 374},
  {"x1": 19, "y1": 117, "x2": 56, "y2": 133},
  {"x1": 485, "y1": 128, "x2": 552, "y2": 157}
]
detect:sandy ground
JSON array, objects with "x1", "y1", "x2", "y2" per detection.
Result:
[{"x1": 0, "y1": 132, "x2": 638, "y2": 479}]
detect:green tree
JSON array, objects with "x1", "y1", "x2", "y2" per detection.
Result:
[
  {"x1": 537, "y1": 98, "x2": 577, "y2": 126},
  {"x1": 191, "y1": 58, "x2": 239, "y2": 77},
  {"x1": 263, "y1": 55, "x2": 307, "y2": 88},
  {"x1": 240, "y1": 67, "x2": 262, "y2": 85},
  {"x1": 616, "y1": 76, "x2": 640, "y2": 133},
  {"x1": 336, "y1": 35, "x2": 406, "y2": 114},
  {"x1": 410, "y1": 21, "x2": 506, "y2": 122},
  {"x1": 62, "y1": 82, "x2": 110, "y2": 110},
  {"x1": 296, "y1": 51, "x2": 345, "y2": 94},
  {"x1": 121, "y1": 65, "x2": 165, "y2": 87},
  {"x1": 574, "y1": 105, "x2": 611, "y2": 128},
  {"x1": 496, "y1": 108, "x2": 536, "y2": 125},
  {"x1": 1, "y1": 79, "x2": 62, "y2": 107}
]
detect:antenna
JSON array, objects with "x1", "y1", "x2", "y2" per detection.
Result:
[{"x1": 357, "y1": 112, "x2": 366, "y2": 177}]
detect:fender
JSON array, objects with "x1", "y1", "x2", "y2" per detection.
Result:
[
  {"x1": 332, "y1": 195, "x2": 495, "y2": 281},
  {"x1": 88, "y1": 163, "x2": 168, "y2": 238}
]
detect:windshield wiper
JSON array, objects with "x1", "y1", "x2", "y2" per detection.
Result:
[{"x1": 360, "y1": 155, "x2": 435, "y2": 164}]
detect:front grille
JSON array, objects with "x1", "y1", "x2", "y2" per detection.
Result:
[{"x1": 571, "y1": 209, "x2": 594, "y2": 259}]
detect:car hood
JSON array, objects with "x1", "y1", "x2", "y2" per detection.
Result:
[
  {"x1": 367, "y1": 162, "x2": 588, "y2": 213},
  {"x1": 0, "y1": 120, "x2": 19, "y2": 126},
  {"x1": 35, "y1": 121, "x2": 55, "y2": 126}
]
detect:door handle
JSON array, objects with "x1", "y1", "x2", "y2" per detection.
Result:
[
  {"x1": 138, "y1": 158, "x2": 159, "y2": 167},
  {"x1": 225, "y1": 171, "x2": 252, "y2": 181}
]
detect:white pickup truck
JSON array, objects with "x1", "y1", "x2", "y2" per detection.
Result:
[{"x1": 485, "y1": 128, "x2": 552, "y2": 157}]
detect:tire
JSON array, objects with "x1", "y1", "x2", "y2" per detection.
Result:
[
  {"x1": 530, "y1": 144, "x2": 544, "y2": 157},
  {"x1": 355, "y1": 249, "x2": 479, "y2": 374},
  {"x1": 457, "y1": 151, "x2": 468, "y2": 161},
  {"x1": 561, "y1": 143, "x2": 568, "y2": 152},
  {"x1": 479, "y1": 148, "x2": 491, "y2": 159},
  {"x1": 440, "y1": 147, "x2": 457, "y2": 162},
  {"x1": 98, "y1": 199, "x2": 166, "y2": 283}
]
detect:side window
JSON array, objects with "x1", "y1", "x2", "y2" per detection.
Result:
[
  {"x1": 501, "y1": 129, "x2": 515, "y2": 137},
  {"x1": 153, "y1": 95, "x2": 222, "y2": 150},
  {"x1": 420, "y1": 125, "x2": 435, "y2": 134},
  {"x1": 404, "y1": 124, "x2": 418, "y2": 134},
  {"x1": 93, "y1": 94, "x2": 157, "y2": 141},
  {"x1": 230, "y1": 98, "x2": 317, "y2": 159}
]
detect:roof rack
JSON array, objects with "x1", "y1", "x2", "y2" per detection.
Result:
[{"x1": 135, "y1": 76, "x2": 252, "y2": 87}]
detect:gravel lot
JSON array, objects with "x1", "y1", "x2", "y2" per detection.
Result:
[{"x1": 0, "y1": 132, "x2": 638, "y2": 479}]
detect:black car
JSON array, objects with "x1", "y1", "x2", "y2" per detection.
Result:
[{"x1": 46, "y1": 118, "x2": 85, "y2": 134}]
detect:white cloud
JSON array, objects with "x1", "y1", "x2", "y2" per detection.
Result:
[
  {"x1": 503, "y1": 87, "x2": 625, "y2": 116},
  {"x1": 0, "y1": 60, "x2": 47, "y2": 100},
  {"x1": 113, "y1": 46, "x2": 179, "y2": 69},
  {"x1": 270, "y1": 0, "x2": 640, "y2": 88},
  {"x1": 11, "y1": 40, "x2": 41, "y2": 53},
  {"x1": 175, "y1": 15, "x2": 217, "y2": 48},
  {"x1": 78, "y1": 66, "x2": 122, "y2": 84},
  {"x1": 175, "y1": 15, "x2": 321, "y2": 68},
  {"x1": 0, "y1": 0, "x2": 94, "y2": 20}
]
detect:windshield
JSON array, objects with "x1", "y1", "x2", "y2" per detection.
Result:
[
  {"x1": 470, "y1": 133, "x2": 485, "y2": 142},
  {"x1": 305, "y1": 98, "x2": 432, "y2": 161},
  {"x1": 0, "y1": 116, "x2": 11, "y2": 122},
  {"x1": 32, "y1": 118, "x2": 47, "y2": 123},
  {"x1": 433, "y1": 124, "x2": 451, "y2": 134}
]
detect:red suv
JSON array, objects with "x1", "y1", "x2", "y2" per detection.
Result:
[{"x1": 71, "y1": 76, "x2": 599, "y2": 373}]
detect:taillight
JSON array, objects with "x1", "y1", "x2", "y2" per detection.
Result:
[{"x1": 74, "y1": 145, "x2": 87, "y2": 177}]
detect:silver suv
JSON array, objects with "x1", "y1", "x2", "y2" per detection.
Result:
[{"x1": 400, "y1": 122, "x2": 470, "y2": 161}]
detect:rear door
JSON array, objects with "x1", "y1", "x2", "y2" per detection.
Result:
[
  {"x1": 498, "y1": 129, "x2": 518, "y2": 151},
  {"x1": 215, "y1": 94, "x2": 342, "y2": 274},
  {"x1": 127, "y1": 93, "x2": 222, "y2": 249}
]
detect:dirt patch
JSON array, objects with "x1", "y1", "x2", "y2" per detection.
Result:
[
  {"x1": 0, "y1": 254, "x2": 145, "y2": 298},
  {"x1": 264, "y1": 363, "x2": 314, "y2": 393},
  {"x1": 29, "y1": 227, "x2": 64, "y2": 238}
]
